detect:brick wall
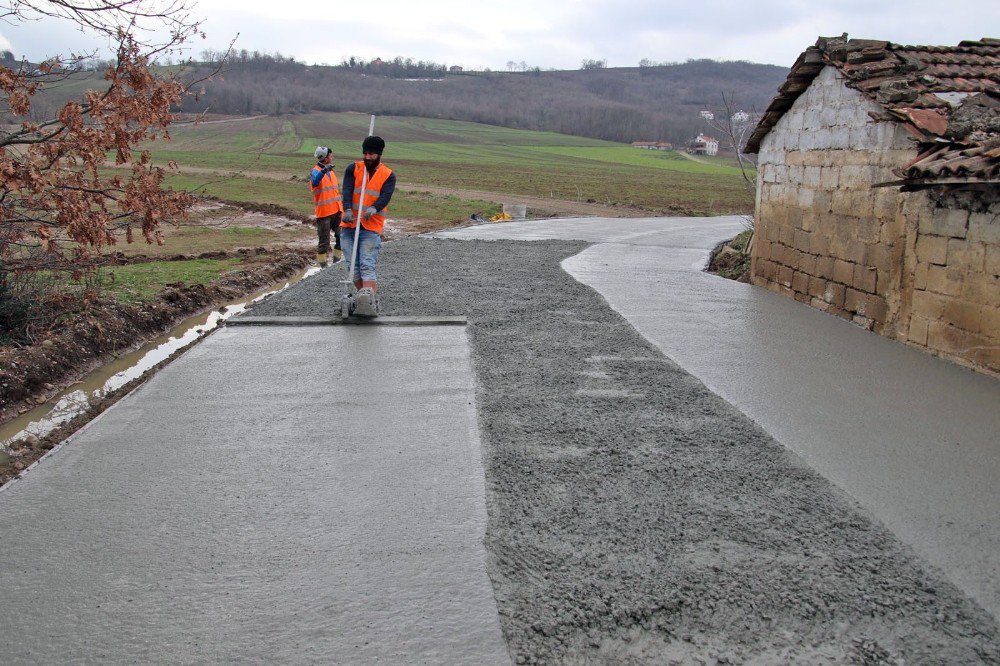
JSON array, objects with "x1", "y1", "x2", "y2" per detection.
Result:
[{"x1": 751, "y1": 66, "x2": 1000, "y2": 375}]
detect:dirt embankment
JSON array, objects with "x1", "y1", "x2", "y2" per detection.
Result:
[
  {"x1": 1, "y1": 194, "x2": 318, "y2": 429},
  {"x1": 708, "y1": 237, "x2": 752, "y2": 283},
  {"x1": 0, "y1": 251, "x2": 310, "y2": 427}
]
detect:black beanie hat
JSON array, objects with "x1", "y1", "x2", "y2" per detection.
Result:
[{"x1": 362, "y1": 135, "x2": 385, "y2": 155}]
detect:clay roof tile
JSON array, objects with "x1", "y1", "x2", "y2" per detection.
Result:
[{"x1": 745, "y1": 35, "x2": 1000, "y2": 186}]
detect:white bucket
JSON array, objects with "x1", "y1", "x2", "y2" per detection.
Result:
[{"x1": 503, "y1": 203, "x2": 527, "y2": 220}]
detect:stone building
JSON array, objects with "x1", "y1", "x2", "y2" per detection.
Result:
[{"x1": 745, "y1": 35, "x2": 999, "y2": 375}]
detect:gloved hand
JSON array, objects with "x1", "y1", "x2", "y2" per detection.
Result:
[
  {"x1": 363, "y1": 205, "x2": 378, "y2": 220},
  {"x1": 343, "y1": 208, "x2": 354, "y2": 222}
]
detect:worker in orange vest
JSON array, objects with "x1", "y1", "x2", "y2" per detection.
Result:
[
  {"x1": 310, "y1": 146, "x2": 344, "y2": 266},
  {"x1": 340, "y1": 135, "x2": 395, "y2": 316}
]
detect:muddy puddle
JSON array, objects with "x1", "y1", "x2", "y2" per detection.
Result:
[{"x1": 0, "y1": 265, "x2": 323, "y2": 451}]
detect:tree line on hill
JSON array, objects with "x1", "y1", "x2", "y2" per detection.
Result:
[
  {"x1": 5, "y1": 48, "x2": 789, "y2": 147},
  {"x1": 174, "y1": 53, "x2": 788, "y2": 146}
]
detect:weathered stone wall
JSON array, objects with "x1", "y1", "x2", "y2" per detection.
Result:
[
  {"x1": 751, "y1": 66, "x2": 1000, "y2": 375},
  {"x1": 904, "y1": 191, "x2": 1000, "y2": 372}
]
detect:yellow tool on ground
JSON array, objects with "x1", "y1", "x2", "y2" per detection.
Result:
[{"x1": 489, "y1": 212, "x2": 512, "y2": 222}]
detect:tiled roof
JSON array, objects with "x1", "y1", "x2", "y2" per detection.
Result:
[{"x1": 745, "y1": 35, "x2": 1000, "y2": 187}]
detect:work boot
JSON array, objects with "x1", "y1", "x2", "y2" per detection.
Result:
[
  {"x1": 353, "y1": 287, "x2": 378, "y2": 317},
  {"x1": 316, "y1": 252, "x2": 328, "y2": 267},
  {"x1": 332, "y1": 248, "x2": 343, "y2": 263}
]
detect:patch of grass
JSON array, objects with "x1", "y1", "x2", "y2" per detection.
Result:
[
  {"x1": 518, "y1": 146, "x2": 750, "y2": 175},
  {"x1": 105, "y1": 224, "x2": 311, "y2": 258},
  {"x1": 162, "y1": 115, "x2": 300, "y2": 153},
  {"x1": 99, "y1": 258, "x2": 244, "y2": 303},
  {"x1": 164, "y1": 174, "x2": 315, "y2": 216},
  {"x1": 685, "y1": 153, "x2": 754, "y2": 170},
  {"x1": 731, "y1": 228, "x2": 753, "y2": 252},
  {"x1": 392, "y1": 191, "x2": 502, "y2": 222},
  {"x1": 149, "y1": 149, "x2": 302, "y2": 175}
]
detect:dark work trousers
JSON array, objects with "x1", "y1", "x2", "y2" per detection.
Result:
[{"x1": 316, "y1": 211, "x2": 343, "y2": 254}]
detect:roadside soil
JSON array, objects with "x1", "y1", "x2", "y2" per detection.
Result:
[
  {"x1": 0, "y1": 249, "x2": 310, "y2": 483},
  {"x1": 141, "y1": 198, "x2": 315, "y2": 255},
  {"x1": 250, "y1": 237, "x2": 999, "y2": 664},
  {"x1": 708, "y1": 236, "x2": 752, "y2": 283},
  {"x1": 0, "y1": 193, "x2": 320, "y2": 486},
  {"x1": 144, "y1": 162, "x2": 656, "y2": 219}
]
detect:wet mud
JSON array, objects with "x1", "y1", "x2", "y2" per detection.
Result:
[{"x1": 250, "y1": 237, "x2": 999, "y2": 664}]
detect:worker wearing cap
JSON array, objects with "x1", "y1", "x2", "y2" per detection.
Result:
[
  {"x1": 341, "y1": 135, "x2": 395, "y2": 315},
  {"x1": 310, "y1": 146, "x2": 343, "y2": 266}
]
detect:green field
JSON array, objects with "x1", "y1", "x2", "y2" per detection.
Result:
[
  {"x1": 100, "y1": 258, "x2": 245, "y2": 303},
  {"x1": 145, "y1": 112, "x2": 754, "y2": 216}
]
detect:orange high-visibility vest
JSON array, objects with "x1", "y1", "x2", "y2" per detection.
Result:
[
  {"x1": 311, "y1": 166, "x2": 343, "y2": 218},
  {"x1": 341, "y1": 161, "x2": 392, "y2": 235}
]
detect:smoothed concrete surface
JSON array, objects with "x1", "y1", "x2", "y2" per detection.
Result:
[
  {"x1": 228, "y1": 315, "x2": 468, "y2": 326},
  {"x1": 0, "y1": 326, "x2": 509, "y2": 664},
  {"x1": 439, "y1": 216, "x2": 1000, "y2": 620}
]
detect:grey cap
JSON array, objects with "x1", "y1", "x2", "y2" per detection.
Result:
[{"x1": 314, "y1": 146, "x2": 331, "y2": 160}]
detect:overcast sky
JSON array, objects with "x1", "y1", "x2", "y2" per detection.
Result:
[{"x1": 1, "y1": 0, "x2": 997, "y2": 70}]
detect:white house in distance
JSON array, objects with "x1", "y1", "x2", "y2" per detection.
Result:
[{"x1": 690, "y1": 134, "x2": 719, "y2": 156}]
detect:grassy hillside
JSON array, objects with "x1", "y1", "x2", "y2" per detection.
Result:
[{"x1": 147, "y1": 112, "x2": 754, "y2": 216}]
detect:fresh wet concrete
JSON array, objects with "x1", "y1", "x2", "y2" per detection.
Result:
[
  {"x1": 0, "y1": 326, "x2": 509, "y2": 664},
  {"x1": 228, "y1": 315, "x2": 467, "y2": 326},
  {"x1": 253, "y1": 232, "x2": 999, "y2": 663},
  {"x1": 4, "y1": 217, "x2": 998, "y2": 664},
  {"x1": 441, "y1": 215, "x2": 1000, "y2": 622}
]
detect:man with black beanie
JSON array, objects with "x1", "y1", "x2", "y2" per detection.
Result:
[{"x1": 340, "y1": 135, "x2": 395, "y2": 316}]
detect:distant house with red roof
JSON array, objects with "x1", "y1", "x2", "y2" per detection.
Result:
[{"x1": 632, "y1": 141, "x2": 674, "y2": 150}]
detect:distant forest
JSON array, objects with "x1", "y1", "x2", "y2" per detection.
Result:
[
  {"x1": 176, "y1": 53, "x2": 788, "y2": 146},
  {"x1": 7, "y1": 50, "x2": 789, "y2": 146}
]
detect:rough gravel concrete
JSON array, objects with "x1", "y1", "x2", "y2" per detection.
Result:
[
  {"x1": 0, "y1": 326, "x2": 509, "y2": 664},
  {"x1": 564, "y1": 244, "x2": 1000, "y2": 621},
  {"x1": 443, "y1": 215, "x2": 1000, "y2": 622},
  {"x1": 249, "y1": 235, "x2": 1000, "y2": 664}
]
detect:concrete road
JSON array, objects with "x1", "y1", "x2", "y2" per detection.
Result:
[
  {"x1": 439, "y1": 215, "x2": 1000, "y2": 620},
  {"x1": 3, "y1": 213, "x2": 996, "y2": 663},
  {"x1": 0, "y1": 326, "x2": 510, "y2": 664}
]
